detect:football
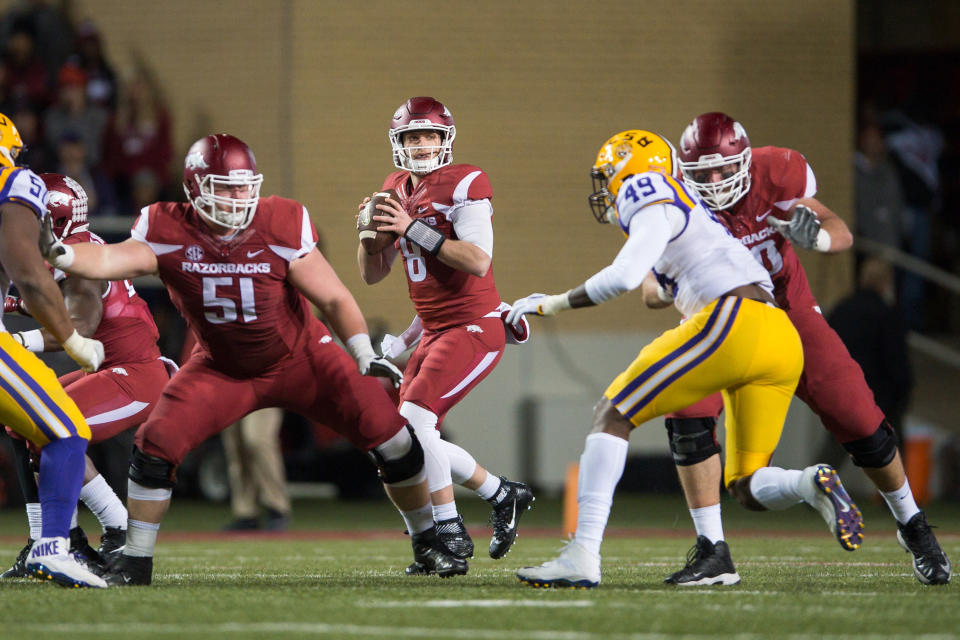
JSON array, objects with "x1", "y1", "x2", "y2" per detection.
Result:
[{"x1": 358, "y1": 189, "x2": 400, "y2": 254}]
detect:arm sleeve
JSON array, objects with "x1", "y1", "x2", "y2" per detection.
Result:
[
  {"x1": 449, "y1": 200, "x2": 494, "y2": 258},
  {"x1": 583, "y1": 203, "x2": 676, "y2": 304}
]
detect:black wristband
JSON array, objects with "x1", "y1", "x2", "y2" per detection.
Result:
[{"x1": 404, "y1": 219, "x2": 446, "y2": 255}]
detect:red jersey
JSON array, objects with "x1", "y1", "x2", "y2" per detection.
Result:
[
  {"x1": 714, "y1": 146, "x2": 819, "y2": 311},
  {"x1": 131, "y1": 196, "x2": 326, "y2": 378},
  {"x1": 58, "y1": 231, "x2": 161, "y2": 368},
  {"x1": 382, "y1": 164, "x2": 502, "y2": 331}
]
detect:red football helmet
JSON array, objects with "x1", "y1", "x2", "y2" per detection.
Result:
[
  {"x1": 678, "y1": 112, "x2": 752, "y2": 210},
  {"x1": 183, "y1": 134, "x2": 263, "y2": 230},
  {"x1": 40, "y1": 173, "x2": 88, "y2": 239},
  {"x1": 389, "y1": 97, "x2": 456, "y2": 173}
]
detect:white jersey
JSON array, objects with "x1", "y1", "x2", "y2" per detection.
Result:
[
  {"x1": 0, "y1": 166, "x2": 48, "y2": 332},
  {"x1": 583, "y1": 171, "x2": 772, "y2": 317}
]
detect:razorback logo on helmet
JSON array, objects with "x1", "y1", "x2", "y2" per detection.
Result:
[
  {"x1": 184, "y1": 150, "x2": 209, "y2": 170},
  {"x1": 40, "y1": 173, "x2": 88, "y2": 238}
]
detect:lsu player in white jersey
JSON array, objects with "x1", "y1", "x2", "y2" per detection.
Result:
[
  {"x1": 508, "y1": 130, "x2": 864, "y2": 588},
  {"x1": 0, "y1": 113, "x2": 107, "y2": 588}
]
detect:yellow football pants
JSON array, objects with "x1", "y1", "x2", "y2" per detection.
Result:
[
  {"x1": 604, "y1": 297, "x2": 802, "y2": 487},
  {"x1": 0, "y1": 332, "x2": 90, "y2": 447}
]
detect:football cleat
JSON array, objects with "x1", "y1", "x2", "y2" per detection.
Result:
[
  {"x1": 97, "y1": 527, "x2": 126, "y2": 566},
  {"x1": 25, "y1": 537, "x2": 107, "y2": 588},
  {"x1": 69, "y1": 526, "x2": 103, "y2": 571},
  {"x1": 102, "y1": 554, "x2": 153, "y2": 586},
  {"x1": 407, "y1": 527, "x2": 469, "y2": 578},
  {"x1": 516, "y1": 540, "x2": 600, "y2": 589},
  {"x1": 799, "y1": 464, "x2": 864, "y2": 551},
  {"x1": 0, "y1": 539, "x2": 34, "y2": 578},
  {"x1": 664, "y1": 536, "x2": 741, "y2": 586},
  {"x1": 897, "y1": 511, "x2": 951, "y2": 585},
  {"x1": 435, "y1": 515, "x2": 474, "y2": 559},
  {"x1": 488, "y1": 477, "x2": 535, "y2": 559}
]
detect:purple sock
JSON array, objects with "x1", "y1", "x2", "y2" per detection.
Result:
[{"x1": 38, "y1": 436, "x2": 87, "y2": 539}]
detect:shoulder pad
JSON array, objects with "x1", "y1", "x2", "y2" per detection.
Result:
[{"x1": 615, "y1": 172, "x2": 694, "y2": 232}]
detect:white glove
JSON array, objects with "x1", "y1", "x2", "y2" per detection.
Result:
[
  {"x1": 766, "y1": 204, "x2": 829, "y2": 251},
  {"x1": 62, "y1": 330, "x2": 105, "y2": 373},
  {"x1": 38, "y1": 215, "x2": 74, "y2": 269},
  {"x1": 499, "y1": 306, "x2": 531, "y2": 345},
  {"x1": 505, "y1": 292, "x2": 571, "y2": 326},
  {"x1": 379, "y1": 315, "x2": 423, "y2": 359},
  {"x1": 346, "y1": 333, "x2": 404, "y2": 389}
]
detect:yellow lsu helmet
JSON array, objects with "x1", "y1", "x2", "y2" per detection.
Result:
[
  {"x1": 0, "y1": 112, "x2": 25, "y2": 168},
  {"x1": 589, "y1": 130, "x2": 677, "y2": 223}
]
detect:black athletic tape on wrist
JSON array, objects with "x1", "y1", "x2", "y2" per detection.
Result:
[{"x1": 404, "y1": 219, "x2": 446, "y2": 255}]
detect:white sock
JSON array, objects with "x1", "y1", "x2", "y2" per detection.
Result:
[
  {"x1": 400, "y1": 402, "x2": 453, "y2": 493},
  {"x1": 573, "y1": 432, "x2": 628, "y2": 556},
  {"x1": 70, "y1": 508, "x2": 78, "y2": 530},
  {"x1": 400, "y1": 504, "x2": 434, "y2": 536},
  {"x1": 748, "y1": 466, "x2": 804, "y2": 510},
  {"x1": 689, "y1": 504, "x2": 724, "y2": 543},
  {"x1": 439, "y1": 439, "x2": 478, "y2": 485},
  {"x1": 476, "y1": 473, "x2": 502, "y2": 502},
  {"x1": 125, "y1": 520, "x2": 160, "y2": 557},
  {"x1": 26, "y1": 503, "x2": 42, "y2": 540},
  {"x1": 880, "y1": 478, "x2": 921, "y2": 525},
  {"x1": 433, "y1": 501, "x2": 458, "y2": 522},
  {"x1": 80, "y1": 474, "x2": 128, "y2": 531}
]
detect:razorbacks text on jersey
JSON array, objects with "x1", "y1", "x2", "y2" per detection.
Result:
[
  {"x1": 131, "y1": 195, "x2": 323, "y2": 377},
  {"x1": 0, "y1": 166, "x2": 47, "y2": 331},
  {"x1": 56, "y1": 231, "x2": 160, "y2": 368},
  {"x1": 613, "y1": 171, "x2": 772, "y2": 317},
  {"x1": 714, "y1": 146, "x2": 818, "y2": 310},
  {"x1": 382, "y1": 164, "x2": 501, "y2": 330}
]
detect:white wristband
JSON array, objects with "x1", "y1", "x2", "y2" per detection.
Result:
[
  {"x1": 345, "y1": 333, "x2": 376, "y2": 362},
  {"x1": 538, "y1": 293, "x2": 572, "y2": 316},
  {"x1": 814, "y1": 228, "x2": 832, "y2": 252},
  {"x1": 15, "y1": 329, "x2": 44, "y2": 352}
]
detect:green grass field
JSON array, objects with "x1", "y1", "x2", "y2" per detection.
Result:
[{"x1": 0, "y1": 494, "x2": 957, "y2": 639}]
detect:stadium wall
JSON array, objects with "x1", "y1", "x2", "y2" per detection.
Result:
[{"x1": 72, "y1": 1, "x2": 859, "y2": 490}]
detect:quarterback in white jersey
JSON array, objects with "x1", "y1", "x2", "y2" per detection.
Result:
[{"x1": 509, "y1": 130, "x2": 863, "y2": 589}]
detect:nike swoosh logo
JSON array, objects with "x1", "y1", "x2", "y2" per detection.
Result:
[
  {"x1": 507, "y1": 502, "x2": 517, "y2": 530},
  {"x1": 755, "y1": 209, "x2": 772, "y2": 222},
  {"x1": 834, "y1": 493, "x2": 851, "y2": 513},
  {"x1": 247, "y1": 249, "x2": 264, "y2": 258},
  {"x1": 417, "y1": 206, "x2": 430, "y2": 213}
]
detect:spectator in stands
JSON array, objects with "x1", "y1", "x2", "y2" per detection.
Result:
[
  {"x1": 101, "y1": 62, "x2": 172, "y2": 212},
  {"x1": 828, "y1": 257, "x2": 913, "y2": 446},
  {"x1": 855, "y1": 121, "x2": 906, "y2": 252},
  {"x1": 43, "y1": 62, "x2": 108, "y2": 166},
  {"x1": 71, "y1": 20, "x2": 117, "y2": 110},
  {"x1": 8, "y1": 100, "x2": 50, "y2": 170},
  {"x1": 54, "y1": 130, "x2": 116, "y2": 218},
  {"x1": 0, "y1": 19, "x2": 49, "y2": 110},
  {"x1": 0, "y1": 1, "x2": 72, "y2": 91}
]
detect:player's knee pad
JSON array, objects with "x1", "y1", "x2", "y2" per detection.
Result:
[
  {"x1": 128, "y1": 446, "x2": 177, "y2": 489},
  {"x1": 842, "y1": 421, "x2": 898, "y2": 468},
  {"x1": 665, "y1": 417, "x2": 720, "y2": 466},
  {"x1": 369, "y1": 425, "x2": 425, "y2": 486}
]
